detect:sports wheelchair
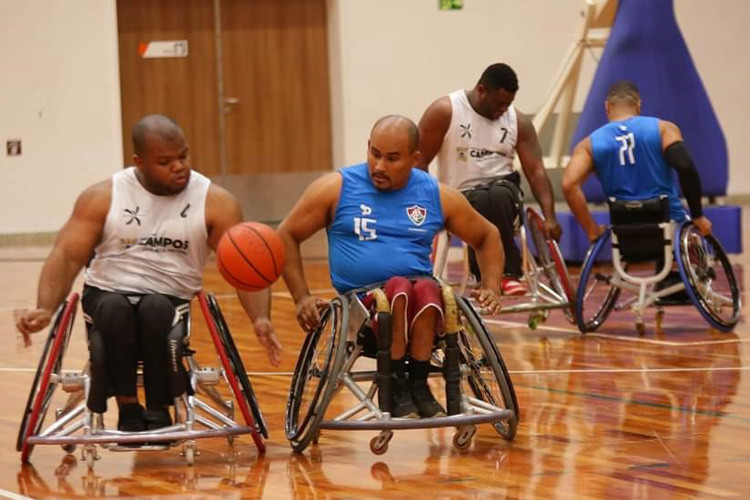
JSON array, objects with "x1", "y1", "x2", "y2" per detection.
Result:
[
  {"x1": 576, "y1": 196, "x2": 741, "y2": 334},
  {"x1": 285, "y1": 281, "x2": 518, "y2": 455},
  {"x1": 433, "y1": 206, "x2": 575, "y2": 329},
  {"x1": 17, "y1": 291, "x2": 267, "y2": 468}
]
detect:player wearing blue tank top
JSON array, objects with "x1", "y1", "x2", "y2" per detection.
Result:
[
  {"x1": 278, "y1": 115, "x2": 504, "y2": 418},
  {"x1": 563, "y1": 80, "x2": 713, "y2": 242}
]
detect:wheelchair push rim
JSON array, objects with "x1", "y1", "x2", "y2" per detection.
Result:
[
  {"x1": 18, "y1": 293, "x2": 79, "y2": 463},
  {"x1": 285, "y1": 297, "x2": 348, "y2": 452},
  {"x1": 456, "y1": 295, "x2": 519, "y2": 439},
  {"x1": 575, "y1": 229, "x2": 622, "y2": 333},
  {"x1": 198, "y1": 292, "x2": 266, "y2": 452},
  {"x1": 675, "y1": 221, "x2": 741, "y2": 332},
  {"x1": 525, "y1": 207, "x2": 576, "y2": 322}
]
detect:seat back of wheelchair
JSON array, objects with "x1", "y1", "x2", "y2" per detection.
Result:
[{"x1": 608, "y1": 195, "x2": 672, "y2": 265}]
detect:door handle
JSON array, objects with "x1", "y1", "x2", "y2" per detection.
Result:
[{"x1": 223, "y1": 97, "x2": 240, "y2": 113}]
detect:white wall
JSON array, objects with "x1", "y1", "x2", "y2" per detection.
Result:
[
  {"x1": 0, "y1": 0, "x2": 122, "y2": 235},
  {"x1": 327, "y1": 0, "x2": 750, "y2": 196}
]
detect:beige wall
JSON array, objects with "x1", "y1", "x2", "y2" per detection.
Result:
[
  {"x1": 1, "y1": 0, "x2": 748, "y2": 237},
  {"x1": 327, "y1": 0, "x2": 750, "y2": 196},
  {"x1": 0, "y1": 0, "x2": 122, "y2": 235}
]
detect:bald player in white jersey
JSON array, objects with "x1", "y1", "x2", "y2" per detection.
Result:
[
  {"x1": 15, "y1": 114, "x2": 282, "y2": 432},
  {"x1": 418, "y1": 63, "x2": 561, "y2": 296}
]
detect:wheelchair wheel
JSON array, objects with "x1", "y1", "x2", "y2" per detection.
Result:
[
  {"x1": 525, "y1": 207, "x2": 575, "y2": 322},
  {"x1": 198, "y1": 293, "x2": 265, "y2": 452},
  {"x1": 575, "y1": 230, "x2": 622, "y2": 333},
  {"x1": 675, "y1": 222, "x2": 741, "y2": 332},
  {"x1": 205, "y1": 293, "x2": 268, "y2": 439},
  {"x1": 286, "y1": 297, "x2": 348, "y2": 453},
  {"x1": 18, "y1": 293, "x2": 79, "y2": 463},
  {"x1": 456, "y1": 295, "x2": 519, "y2": 440}
]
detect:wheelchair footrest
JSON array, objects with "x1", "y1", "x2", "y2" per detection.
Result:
[{"x1": 318, "y1": 409, "x2": 512, "y2": 431}]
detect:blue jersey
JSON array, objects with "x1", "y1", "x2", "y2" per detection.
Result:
[
  {"x1": 590, "y1": 115, "x2": 687, "y2": 221},
  {"x1": 328, "y1": 163, "x2": 444, "y2": 293}
]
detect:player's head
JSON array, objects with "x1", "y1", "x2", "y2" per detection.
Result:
[
  {"x1": 605, "y1": 80, "x2": 642, "y2": 119},
  {"x1": 132, "y1": 114, "x2": 191, "y2": 195},
  {"x1": 473, "y1": 63, "x2": 519, "y2": 120},
  {"x1": 367, "y1": 115, "x2": 421, "y2": 191}
]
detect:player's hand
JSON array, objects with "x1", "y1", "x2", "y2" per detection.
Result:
[
  {"x1": 693, "y1": 216, "x2": 712, "y2": 236},
  {"x1": 253, "y1": 317, "x2": 283, "y2": 367},
  {"x1": 15, "y1": 308, "x2": 53, "y2": 346},
  {"x1": 295, "y1": 295, "x2": 328, "y2": 332},
  {"x1": 470, "y1": 288, "x2": 502, "y2": 315},
  {"x1": 587, "y1": 224, "x2": 607, "y2": 242},
  {"x1": 543, "y1": 218, "x2": 563, "y2": 241}
]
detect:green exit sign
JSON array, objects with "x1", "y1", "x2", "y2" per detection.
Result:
[{"x1": 439, "y1": 0, "x2": 463, "y2": 11}]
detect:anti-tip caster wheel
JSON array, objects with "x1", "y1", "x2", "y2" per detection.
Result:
[
  {"x1": 453, "y1": 425, "x2": 476, "y2": 451},
  {"x1": 369, "y1": 431, "x2": 393, "y2": 456},
  {"x1": 636, "y1": 322, "x2": 646, "y2": 336}
]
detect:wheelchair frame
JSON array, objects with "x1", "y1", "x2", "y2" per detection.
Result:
[
  {"x1": 576, "y1": 220, "x2": 741, "y2": 334},
  {"x1": 433, "y1": 206, "x2": 575, "y2": 329},
  {"x1": 285, "y1": 283, "x2": 518, "y2": 455},
  {"x1": 17, "y1": 291, "x2": 267, "y2": 468}
]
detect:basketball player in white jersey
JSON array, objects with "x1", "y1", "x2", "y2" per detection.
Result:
[
  {"x1": 418, "y1": 63, "x2": 561, "y2": 296},
  {"x1": 16, "y1": 115, "x2": 282, "y2": 432}
]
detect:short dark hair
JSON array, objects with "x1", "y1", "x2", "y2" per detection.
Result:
[
  {"x1": 131, "y1": 114, "x2": 184, "y2": 156},
  {"x1": 606, "y1": 80, "x2": 641, "y2": 104},
  {"x1": 477, "y1": 63, "x2": 519, "y2": 92},
  {"x1": 371, "y1": 115, "x2": 420, "y2": 153}
]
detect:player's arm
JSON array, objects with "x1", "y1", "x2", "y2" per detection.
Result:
[
  {"x1": 562, "y1": 138, "x2": 604, "y2": 242},
  {"x1": 516, "y1": 111, "x2": 561, "y2": 240},
  {"x1": 441, "y1": 184, "x2": 503, "y2": 313},
  {"x1": 206, "y1": 184, "x2": 281, "y2": 365},
  {"x1": 417, "y1": 96, "x2": 452, "y2": 171},
  {"x1": 16, "y1": 181, "x2": 110, "y2": 339},
  {"x1": 659, "y1": 120, "x2": 712, "y2": 235},
  {"x1": 277, "y1": 172, "x2": 341, "y2": 330}
]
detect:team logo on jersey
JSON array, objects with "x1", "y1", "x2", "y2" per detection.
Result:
[
  {"x1": 123, "y1": 206, "x2": 143, "y2": 226},
  {"x1": 406, "y1": 205, "x2": 427, "y2": 226},
  {"x1": 459, "y1": 123, "x2": 472, "y2": 139},
  {"x1": 456, "y1": 147, "x2": 468, "y2": 162}
]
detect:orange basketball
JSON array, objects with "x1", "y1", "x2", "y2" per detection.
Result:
[{"x1": 216, "y1": 222, "x2": 286, "y2": 291}]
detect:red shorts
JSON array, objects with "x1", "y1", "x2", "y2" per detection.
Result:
[{"x1": 363, "y1": 276, "x2": 444, "y2": 331}]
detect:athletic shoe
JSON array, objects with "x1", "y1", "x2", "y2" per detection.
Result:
[
  {"x1": 501, "y1": 276, "x2": 526, "y2": 296},
  {"x1": 391, "y1": 375, "x2": 419, "y2": 419},
  {"x1": 117, "y1": 403, "x2": 146, "y2": 432},
  {"x1": 144, "y1": 408, "x2": 173, "y2": 430},
  {"x1": 410, "y1": 381, "x2": 446, "y2": 418}
]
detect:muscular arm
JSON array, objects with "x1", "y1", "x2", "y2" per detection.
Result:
[
  {"x1": 660, "y1": 120, "x2": 707, "y2": 222},
  {"x1": 516, "y1": 111, "x2": 560, "y2": 238},
  {"x1": 562, "y1": 138, "x2": 603, "y2": 241},
  {"x1": 417, "y1": 96, "x2": 452, "y2": 171},
  {"x1": 277, "y1": 173, "x2": 341, "y2": 330},
  {"x1": 206, "y1": 184, "x2": 281, "y2": 365},
  {"x1": 440, "y1": 185, "x2": 503, "y2": 295},
  {"x1": 16, "y1": 181, "x2": 110, "y2": 336}
]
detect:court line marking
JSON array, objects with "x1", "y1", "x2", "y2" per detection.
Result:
[
  {"x1": 3, "y1": 366, "x2": 750, "y2": 376},
  {"x1": 0, "y1": 488, "x2": 33, "y2": 500}
]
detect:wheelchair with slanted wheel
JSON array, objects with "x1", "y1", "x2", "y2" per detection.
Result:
[
  {"x1": 576, "y1": 195, "x2": 741, "y2": 334},
  {"x1": 433, "y1": 206, "x2": 575, "y2": 329},
  {"x1": 17, "y1": 291, "x2": 267, "y2": 468},
  {"x1": 285, "y1": 281, "x2": 518, "y2": 455}
]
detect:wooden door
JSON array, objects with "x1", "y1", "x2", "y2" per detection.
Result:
[
  {"x1": 221, "y1": 0, "x2": 331, "y2": 175},
  {"x1": 117, "y1": 0, "x2": 220, "y2": 176}
]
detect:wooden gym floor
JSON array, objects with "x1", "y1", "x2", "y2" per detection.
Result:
[{"x1": 0, "y1": 218, "x2": 748, "y2": 499}]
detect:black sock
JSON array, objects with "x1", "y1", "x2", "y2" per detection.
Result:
[
  {"x1": 408, "y1": 357, "x2": 431, "y2": 383},
  {"x1": 392, "y1": 356, "x2": 407, "y2": 379}
]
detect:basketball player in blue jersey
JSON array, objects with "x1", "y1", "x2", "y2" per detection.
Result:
[
  {"x1": 278, "y1": 115, "x2": 503, "y2": 418},
  {"x1": 16, "y1": 115, "x2": 282, "y2": 432},
  {"x1": 562, "y1": 80, "x2": 712, "y2": 241}
]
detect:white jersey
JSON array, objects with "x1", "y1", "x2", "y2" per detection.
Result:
[
  {"x1": 436, "y1": 89, "x2": 518, "y2": 191},
  {"x1": 84, "y1": 167, "x2": 211, "y2": 299}
]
